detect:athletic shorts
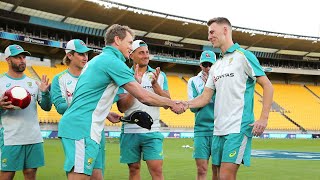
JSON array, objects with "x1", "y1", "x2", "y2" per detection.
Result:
[
  {"x1": 193, "y1": 136, "x2": 212, "y2": 160},
  {"x1": 120, "y1": 132, "x2": 164, "y2": 164},
  {"x1": 61, "y1": 137, "x2": 100, "y2": 176},
  {"x1": 0, "y1": 142, "x2": 44, "y2": 171},
  {"x1": 211, "y1": 133, "x2": 252, "y2": 166}
]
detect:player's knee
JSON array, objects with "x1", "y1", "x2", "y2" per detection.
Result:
[
  {"x1": 0, "y1": 171, "x2": 16, "y2": 180},
  {"x1": 219, "y1": 172, "x2": 235, "y2": 180},
  {"x1": 23, "y1": 168, "x2": 37, "y2": 180},
  {"x1": 211, "y1": 165, "x2": 219, "y2": 180},
  {"x1": 150, "y1": 166, "x2": 163, "y2": 177},
  {"x1": 128, "y1": 163, "x2": 141, "y2": 174},
  {"x1": 197, "y1": 164, "x2": 208, "y2": 176},
  {"x1": 91, "y1": 169, "x2": 103, "y2": 180}
]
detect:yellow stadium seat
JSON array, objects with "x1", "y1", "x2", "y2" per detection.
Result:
[{"x1": 271, "y1": 84, "x2": 320, "y2": 131}]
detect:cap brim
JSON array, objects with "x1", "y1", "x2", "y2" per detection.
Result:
[
  {"x1": 75, "y1": 47, "x2": 93, "y2": 53},
  {"x1": 200, "y1": 59, "x2": 215, "y2": 64},
  {"x1": 10, "y1": 51, "x2": 31, "y2": 57}
]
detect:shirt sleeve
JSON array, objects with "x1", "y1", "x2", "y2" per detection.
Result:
[
  {"x1": 37, "y1": 80, "x2": 52, "y2": 111},
  {"x1": 161, "y1": 72, "x2": 169, "y2": 91},
  {"x1": 187, "y1": 77, "x2": 201, "y2": 113},
  {"x1": 244, "y1": 51, "x2": 266, "y2": 79},
  {"x1": 205, "y1": 68, "x2": 216, "y2": 91},
  {"x1": 106, "y1": 57, "x2": 135, "y2": 87},
  {"x1": 51, "y1": 75, "x2": 68, "y2": 115}
]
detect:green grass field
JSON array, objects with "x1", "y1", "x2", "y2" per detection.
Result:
[{"x1": 14, "y1": 138, "x2": 320, "y2": 180}]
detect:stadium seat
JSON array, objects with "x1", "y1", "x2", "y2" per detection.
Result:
[
  {"x1": 306, "y1": 85, "x2": 320, "y2": 97},
  {"x1": 271, "y1": 84, "x2": 320, "y2": 131},
  {"x1": 160, "y1": 75, "x2": 194, "y2": 128},
  {"x1": 254, "y1": 93, "x2": 299, "y2": 130}
]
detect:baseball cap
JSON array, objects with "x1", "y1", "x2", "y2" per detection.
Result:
[
  {"x1": 131, "y1": 40, "x2": 148, "y2": 54},
  {"x1": 200, "y1": 50, "x2": 216, "y2": 64},
  {"x1": 4, "y1": 44, "x2": 31, "y2": 58},
  {"x1": 65, "y1": 39, "x2": 92, "y2": 54}
]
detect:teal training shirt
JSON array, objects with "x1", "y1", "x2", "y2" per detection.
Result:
[
  {"x1": 187, "y1": 72, "x2": 215, "y2": 136},
  {"x1": 58, "y1": 46, "x2": 135, "y2": 144},
  {"x1": 51, "y1": 69, "x2": 79, "y2": 115},
  {"x1": 206, "y1": 43, "x2": 265, "y2": 137}
]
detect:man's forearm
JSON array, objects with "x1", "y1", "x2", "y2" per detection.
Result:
[
  {"x1": 259, "y1": 83, "x2": 273, "y2": 121},
  {"x1": 152, "y1": 83, "x2": 170, "y2": 98},
  {"x1": 117, "y1": 94, "x2": 135, "y2": 113}
]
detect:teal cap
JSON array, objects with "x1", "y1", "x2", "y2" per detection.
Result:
[
  {"x1": 200, "y1": 50, "x2": 216, "y2": 64},
  {"x1": 4, "y1": 44, "x2": 31, "y2": 58},
  {"x1": 65, "y1": 39, "x2": 92, "y2": 54}
]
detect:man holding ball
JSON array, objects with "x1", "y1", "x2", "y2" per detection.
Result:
[{"x1": 0, "y1": 44, "x2": 52, "y2": 180}]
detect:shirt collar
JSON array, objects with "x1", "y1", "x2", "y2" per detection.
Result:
[
  {"x1": 102, "y1": 46, "x2": 127, "y2": 62},
  {"x1": 219, "y1": 43, "x2": 240, "y2": 58},
  {"x1": 130, "y1": 65, "x2": 155, "y2": 73}
]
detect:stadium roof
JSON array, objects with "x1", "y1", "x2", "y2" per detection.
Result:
[{"x1": 1, "y1": 0, "x2": 320, "y2": 57}]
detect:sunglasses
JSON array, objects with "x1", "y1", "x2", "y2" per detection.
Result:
[{"x1": 201, "y1": 62, "x2": 213, "y2": 68}]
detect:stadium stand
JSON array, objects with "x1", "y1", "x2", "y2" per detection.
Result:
[
  {"x1": 0, "y1": 61, "x2": 6, "y2": 73},
  {"x1": 271, "y1": 84, "x2": 320, "y2": 131},
  {"x1": 160, "y1": 75, "x2": 194, "y2": 128},
  {"x1": 306, "y1": 85, "x2": 320, "y2": 97},
  {"x1": 253, "y1": 93, "x2": 299, "y2": 130},
  {"x1": 32, "y1": 64, "x2": 67, "y2": 83}
]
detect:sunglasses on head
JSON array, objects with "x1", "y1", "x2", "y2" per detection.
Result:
[{"x1": 201, "y1": 62, "x2": 213, "y2": 68}]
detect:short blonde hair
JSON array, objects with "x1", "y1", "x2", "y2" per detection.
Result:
[{"x1": 104, "y1": 24, "x2": 135, "y2": 45}]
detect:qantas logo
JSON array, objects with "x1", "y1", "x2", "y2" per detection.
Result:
[
  {"x1": 214, "y1": 73, "x2": 234, "y2": 82},
  {"x1": 143, "y1": 85, "x2": 153, "y2": 89}
]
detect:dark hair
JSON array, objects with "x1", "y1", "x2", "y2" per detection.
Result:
[
  {"x1": 207, "y1": 17, "x2": 232, "y2": 27},
  {"x1": 104, "y1": 24, "x2": 135, "y2": 45}
]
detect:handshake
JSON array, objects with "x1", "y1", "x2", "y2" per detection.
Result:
[{"x1": 169, "y1": 101, "x2": 189, "y2": 114}]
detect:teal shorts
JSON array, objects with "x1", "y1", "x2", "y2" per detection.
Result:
[
  {"x1": 94, "y1": 131, "x2": 106, "y2": 170},
  {"x1": 211, "y1": 133, "x2": 252, "y2": 166},
  {"x1": 120, "y1": 132, "x2": 164, "y2": 164},
  {"x1": 61, "y1": 137, "x2": 100, "y2": 176},
  {"x1": 193, "y1": 136, "x2": 213, "y2": 160},
  {"x1": 0, "y1": 142, "x2": 44, "y2": 171}
]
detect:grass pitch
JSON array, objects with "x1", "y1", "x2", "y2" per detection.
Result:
[{"x1": 13, "y1": 138, "x2": 320, "y2": 180}]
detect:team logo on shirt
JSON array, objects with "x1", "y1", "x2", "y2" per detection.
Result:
[
  {"x1": 27, "y1": 82, "x2": 32, "y2": 87},
  {"x1": 5, "y1": 83, "x2": 11, "y2": 88},
  {"x1": 67, "y1": 80, "x2": 72, "y2": 85},
  {"x1": 229, "y1": 58, "x2": 234, "y2": 64},
  {"x1": 213, "y1": 73, "x2": 235, "y2": 82},
  {"x1": 148, "y1": 72, "x2": 154, "y2": 81}
]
